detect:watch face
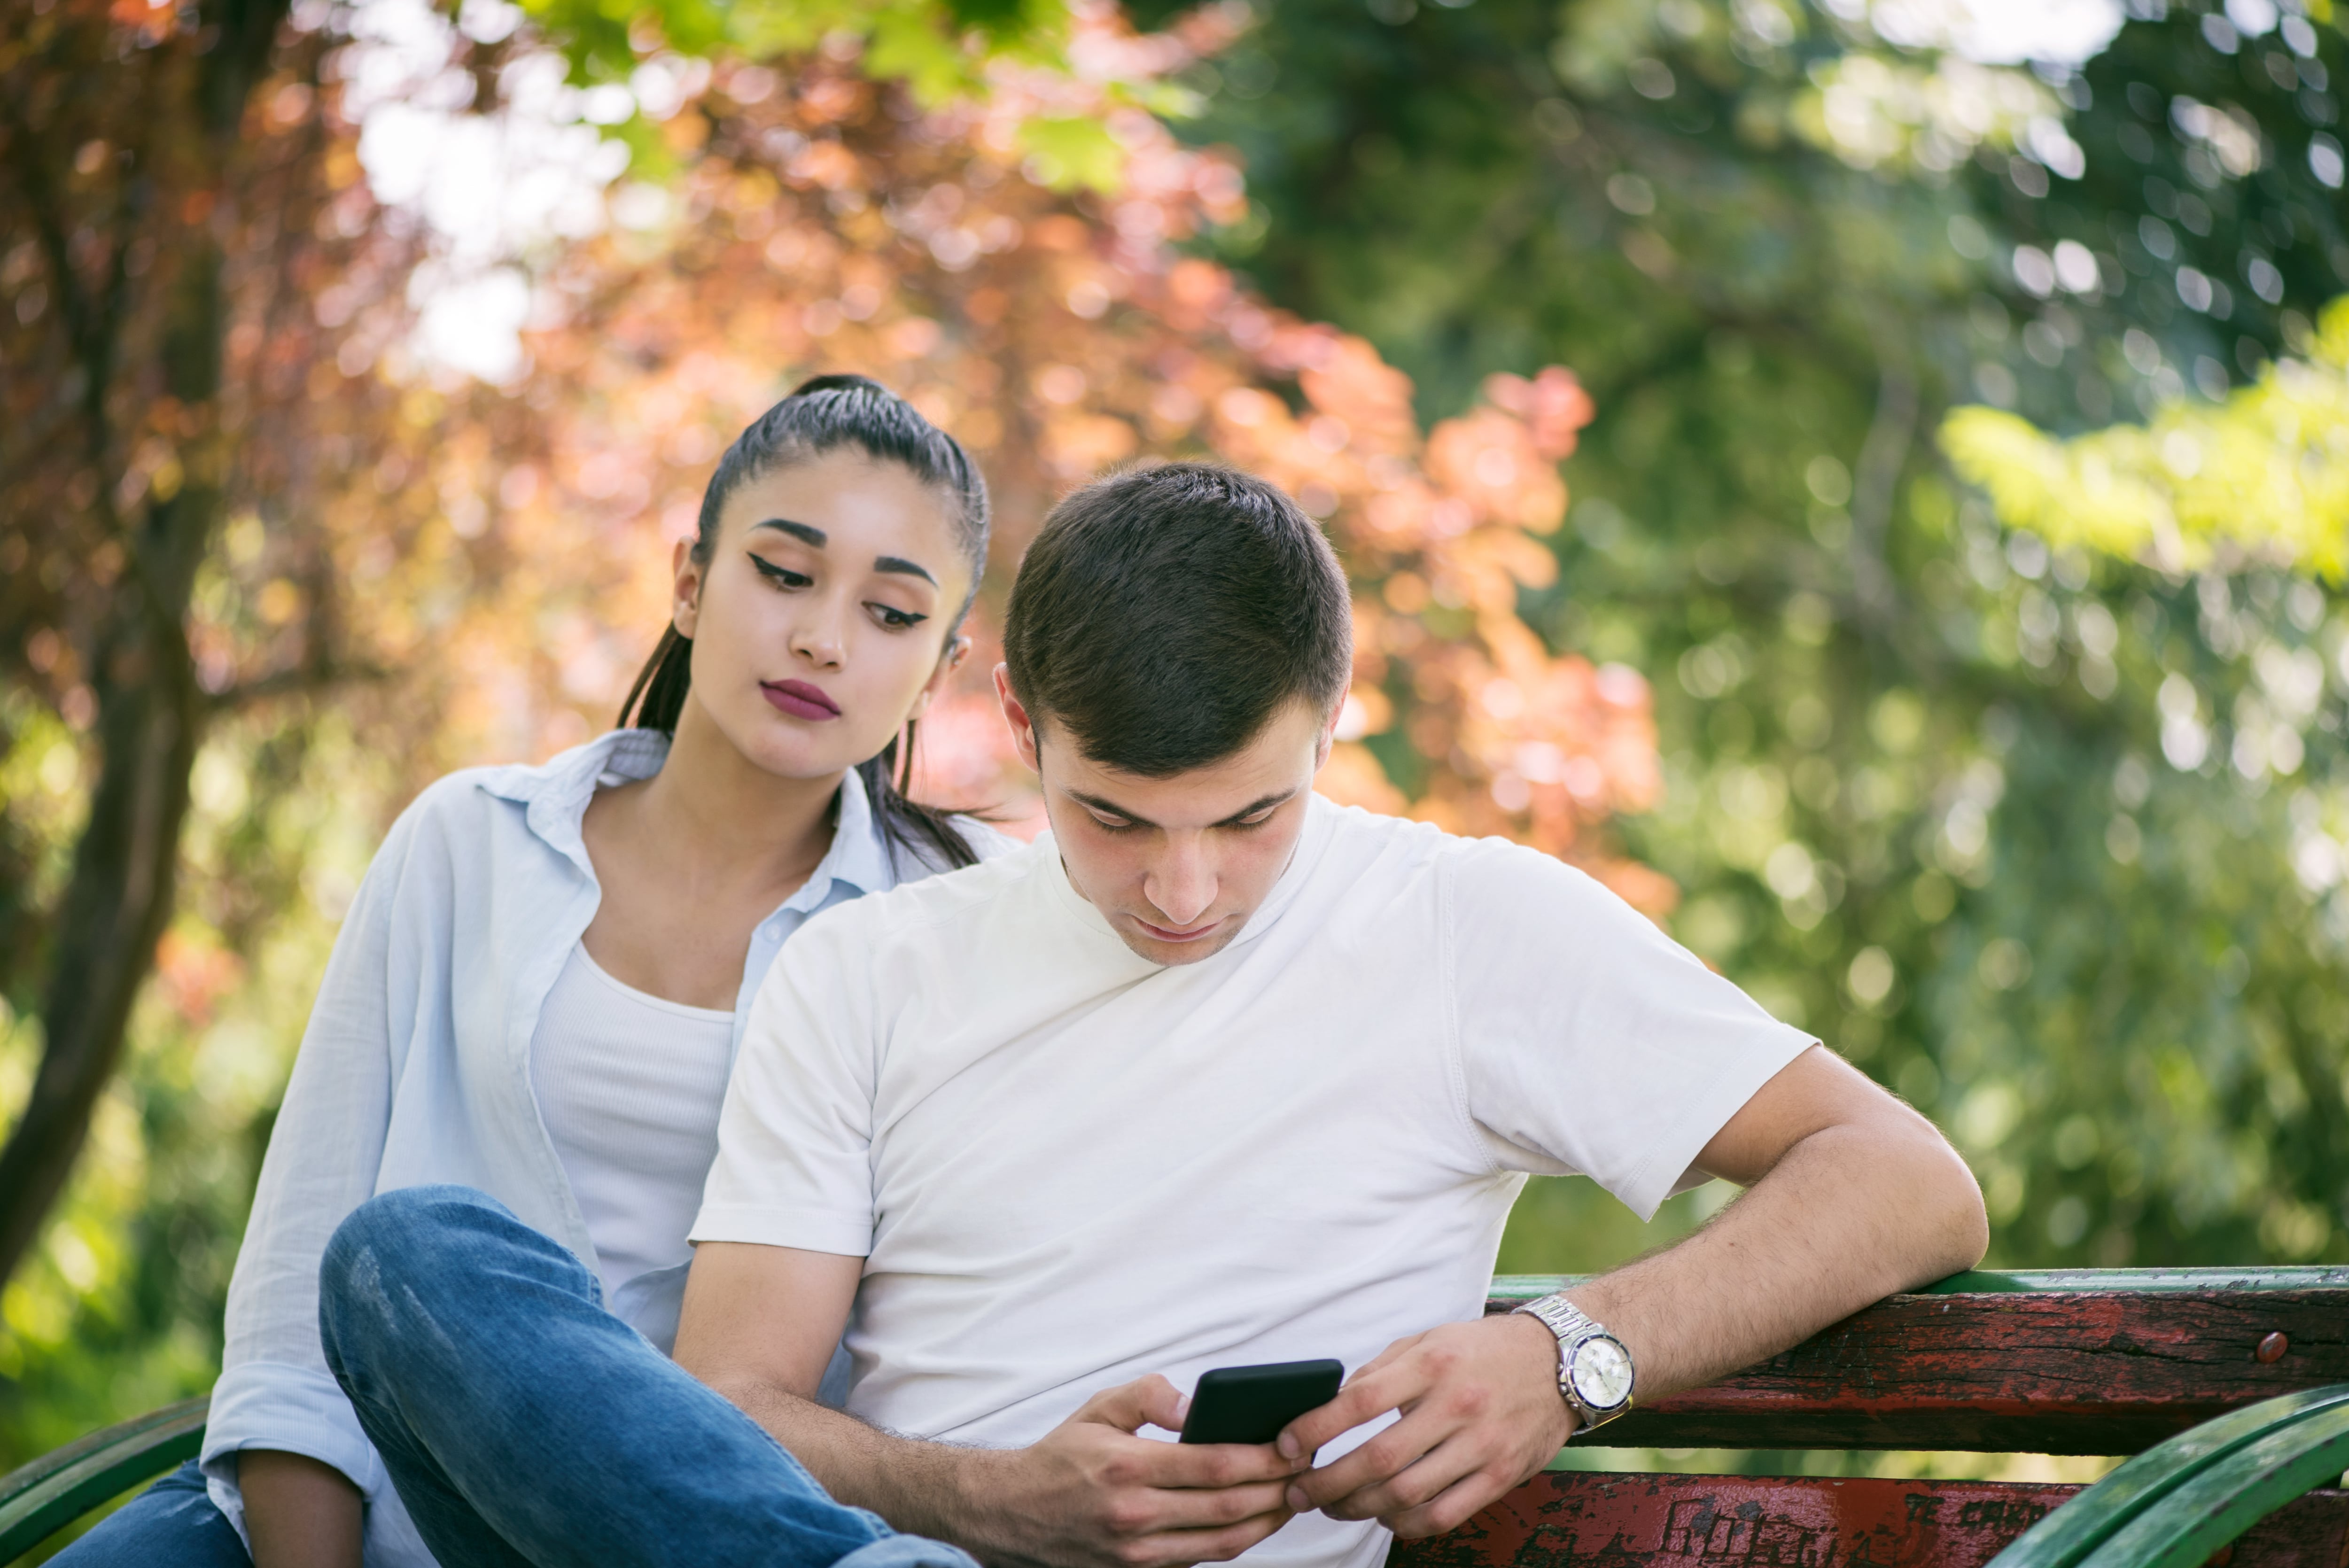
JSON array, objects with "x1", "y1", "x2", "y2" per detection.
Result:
[{"x1": 1570, "y1": 1336, "x2": 1634, "y2": 1409}]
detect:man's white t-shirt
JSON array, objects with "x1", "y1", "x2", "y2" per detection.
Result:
[{"x1": 693, "y1": 794, "x2": 1815, "y2": 1568}]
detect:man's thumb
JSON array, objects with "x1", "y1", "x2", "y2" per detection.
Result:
[{"x1": 1085, "y1": 1374, "x2": 1189, "y2": 1435}]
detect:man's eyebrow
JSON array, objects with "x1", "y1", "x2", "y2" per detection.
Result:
[
  {"x1": 1213, "y1": 788, "x2": 1301, "y2": 826},
  {"x1": 1064, "y1": 786, "x2": 1299, "y2": 830},
  {"x1": 752, "y1": 519, "x2": 826, "y2": 548},
  {"x1": 1066, "y1": 789, "x2": 1155, "y2": 830},
  {"x1": 874, "y1": 555, "x2": 938, "y2": 585}
]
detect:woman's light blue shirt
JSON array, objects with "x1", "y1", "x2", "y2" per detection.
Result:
[{"x1": 200, "y1": 728, "x2": 1004, "y2": 1565}]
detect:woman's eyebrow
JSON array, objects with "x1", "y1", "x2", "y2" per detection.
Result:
[
  {"x1": 874, "y1": 555, "x2": 938, "y2": 585},
  {"x1": 753, "y1": 518, "x2": 826, "y2": 547}
]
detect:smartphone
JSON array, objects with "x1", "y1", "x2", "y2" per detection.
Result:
[{"x1": 1178, "y1": 1358, "x2": 1345, "y2": 1446}]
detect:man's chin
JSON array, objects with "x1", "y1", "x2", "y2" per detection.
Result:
[{"x1": 1117, "y1": 915, "x2": 1246, "y2": 966}]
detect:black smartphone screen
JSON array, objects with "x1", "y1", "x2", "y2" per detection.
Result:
[{"x1": 1178, "y1": 1359, "x2": 1345, "y2": 1446}]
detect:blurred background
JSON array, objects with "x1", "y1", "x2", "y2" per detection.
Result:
[{"x1": 3, "y1": 0, "x2": 2347, "y2": 1517}]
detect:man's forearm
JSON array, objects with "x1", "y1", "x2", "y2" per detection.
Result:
[
  {"x1": 708, "y1": 1375, "x2": 1001, "y2": 1547},
  {"x1": 1571, "y1": 1117, "x2": 1987, "y2": 1402}
]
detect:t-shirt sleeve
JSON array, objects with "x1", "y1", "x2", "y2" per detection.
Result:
[
  {"x1": 1448, "y1": 838, "x2": 1817, "y2": 1220},
  {"x1": 692, "y1": 909, "x2": 883, "y2": 1257}
]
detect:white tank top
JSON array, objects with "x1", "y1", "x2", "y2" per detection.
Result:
[{"x1": 527, "y1": 943, "x2": 734, "y2": 1347}]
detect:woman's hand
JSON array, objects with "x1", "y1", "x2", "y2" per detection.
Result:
[{"x1": 239, "y1": 1449, "x2": 363, "y2": 1568}]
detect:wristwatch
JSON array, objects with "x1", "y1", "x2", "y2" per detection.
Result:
[{"x1": 1511, "y1": 1293, "x2": 1636, "y2": 1433}]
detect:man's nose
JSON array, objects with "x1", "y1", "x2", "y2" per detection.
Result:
[{"x1": 1144, "y1": 837, "x2": 1216, "y2": 928}]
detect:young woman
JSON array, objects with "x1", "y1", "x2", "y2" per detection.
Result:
[{"x1": 58, "y1": 376, "x2": 1008, "y2": 1568}]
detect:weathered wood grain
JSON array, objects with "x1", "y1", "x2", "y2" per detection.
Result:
[
  {"x1": 1387, "y1": 1473, "x2": 2349, "y2": 1568},
  {"x1": 1483, "y1": 1291, "x2": 2349, "y2": 1453}
]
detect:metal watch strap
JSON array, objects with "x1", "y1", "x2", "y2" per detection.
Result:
[{"x1": 1511, "y1": 1293, "x2": 1634, "y2": 1431}]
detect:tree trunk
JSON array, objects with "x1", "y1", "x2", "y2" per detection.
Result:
[
  {"x1": 0, "y1": 583, "x2": 203, "y2": 1283},
  {"x1": 0, "y1": 0, "x2": 288, "y2": 1292}
]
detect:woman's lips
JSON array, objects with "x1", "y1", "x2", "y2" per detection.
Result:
[{"x1": 761, "y1": 680, "x2": 841, "y2": 722}]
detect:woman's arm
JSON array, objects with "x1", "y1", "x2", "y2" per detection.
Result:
[
  {"x1": 239, "y1": 1450, "x2": 363, "y2": 1568},
  {"x1": 205, "y1": 788, "x2": 445, "y2": 1554}
]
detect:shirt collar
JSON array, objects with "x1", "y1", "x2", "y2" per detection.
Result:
[
  {"x1": 478, "y1": 729, "x2": 896, "y2": 901},
  {"x1": 472, "y1": 730, "x2": 665, "y2": 875},
  {"x1": 805, "y1": 762, "x2": 894, "y2": 904}
]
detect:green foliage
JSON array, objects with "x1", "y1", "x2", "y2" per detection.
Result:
[
  {"x1": 1946, "y1": 295, "x2": 2349, "y2": 576},
  {"x1": 0, "y1": 697, "x2": 386, "y2": 1475},
  {"x1": 1171, "y1": 0, "x2": 2349, "y2": 1278},
  {"x1": 1014, "y1": 114, "x2": 1130, "y2": 191},
  {"x1": 520, "y1": 0, "x2": 1068, "y2": 89},
  {"x1": 11, "y1": 0, "x2": 2349, "y2": 1493},
  {"x1": 518, "y1": 0, "x2": 1095, "y2": 177}
]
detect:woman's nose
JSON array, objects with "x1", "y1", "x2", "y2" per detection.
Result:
[{"x1": 791, "y1": 621, "x2": 845, "y2": 668}]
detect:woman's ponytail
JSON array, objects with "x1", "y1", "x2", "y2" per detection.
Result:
[
  {"x1": 856, "y1": 721, "x2": 983, "y2": 871},
  {"x1": 618, "y1": 626, "x2": 694, "y2": 736}
]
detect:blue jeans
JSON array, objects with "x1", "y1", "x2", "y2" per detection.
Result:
[
  {"x1": 47, "y1": 1459, "x2": 252, "y2": 1567},
  {"x1": 319, "y1": 1185, "x2": 977, "y2": 1568}
]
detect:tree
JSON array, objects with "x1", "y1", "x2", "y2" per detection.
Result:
[
  {"x1": 390, "y1": 12, "x2": 1666, "y2": 900},
  {"x1": 1, "y1": 0, "x2": 1666, "y2": 1467},
  {"x1": 1, "y1": 0, "x2": 316, "y2": 1296},
  {"x1": 1168, "y1": 0, "x2": 2349, "y2": 1274},
  {"x1": 0, "y1": 0, "x2": 1137, "y2": 1303},
  {"x1": 1945, "y1": 294, "x2": 2349, "y2": 573}
]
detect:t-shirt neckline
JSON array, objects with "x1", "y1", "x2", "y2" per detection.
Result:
[{"x1": 572, "y1": 943, "x2": 736, "y2": 1023}]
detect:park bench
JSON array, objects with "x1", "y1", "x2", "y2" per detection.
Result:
[{"x1": 4, "y1": 1266, "x2": 2345, "y2": 1566}]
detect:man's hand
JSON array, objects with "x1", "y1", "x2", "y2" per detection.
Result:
[
  {"x1": 1277, "y1": 1046, "x2": 1987, "y2": 1548},
  {"x1": 964, "y1": 1374, "x2": 1298, "y2": 1568},
  {"x1": 1276, "y1": 1314, "x2": 1572, "y2": 1540},
  {"x1": 684, "y1": 1242, "x2": 1296, "y2": 1568}
]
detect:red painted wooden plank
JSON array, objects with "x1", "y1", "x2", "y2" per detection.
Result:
[
  {"x1": 1386, "y1": 1474, "x2": 2349, "y2": 1568},
  {"x1": 1483, "y1": 1292, "x2": 2349, "y2": 1453}
]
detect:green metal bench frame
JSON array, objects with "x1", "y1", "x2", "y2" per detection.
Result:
[
  {"x1": 1984, "y1": 1386, "x2": 2349, "y2": 1568},
  {"x1": 7, "y1": 1267, "x2": 2347, "y2": 1565},
  {"x1": 0, "y1": 1396, "x2": 208, "y2": 1562}
]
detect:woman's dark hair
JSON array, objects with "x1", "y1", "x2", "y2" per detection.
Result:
[
  {"x1": 1004, "y1": 462, "x2": 1352, "y2": 776},
  {"x1": 618, "y1": 374, "x2": 990, "y2": 870}
]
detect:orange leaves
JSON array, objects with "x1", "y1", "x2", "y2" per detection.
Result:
[
  {"x1": 374, "y1": 16, "x2": 1668, "y2": 903},
  {"x1": 787, "y1": 138, "x2": 864, "y2": 191},
  {"x1": 1316, "y1": 742, "x2": 1408, "y2": 816},
  {"x1": 1039, "y1": 411, "x2": 1137, "y2": 477},
  {"x1": 1482, "y1": 366, "x2": 1595, "y2": 464},
  {"x1": 1425, "y1": 408, "x2": 1571, "y2": 536},
  {"x1": 153, "y1": 929, "x2": 245, "y2": 1028},
  {"x1": 1296, "y1": 335, "x2": 1418, "y2": 453},
  {"x1": 1179, "y1": 315, "x2": 1655, "y2": 887},
  {"x1": 106, "y1": 0, "x2": 174, "y2": 44}
]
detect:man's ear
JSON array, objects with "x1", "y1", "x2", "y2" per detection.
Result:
[
  {"x1": 994, "y1": 663, "x2": 1041, "y2": 773},
  {"x1": 1316, "y1": 699, "x2": 1341, "y2": 769},
  {"x1": 905, "y1": 635, "x2": 972, "y2": 724},
  {"x1": 671, "y1": 537, "x2": 706, "y2": 639}
]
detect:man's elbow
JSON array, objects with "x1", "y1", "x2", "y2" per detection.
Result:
[{"x1": 1906, "y1": 1122, "x2": 1990, "y2": 1283}]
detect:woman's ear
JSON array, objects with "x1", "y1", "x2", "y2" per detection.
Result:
[
  {"x1": 904, "y1": 635, "x2": 972, "y2": 724},
  {"x1": 671, "y1": 536, "x2": 706, "y2": 638}
]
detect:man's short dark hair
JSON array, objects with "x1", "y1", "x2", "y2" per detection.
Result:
[{"x1": 1003, "y1": 462, "x2": 1353, "y2": 777}]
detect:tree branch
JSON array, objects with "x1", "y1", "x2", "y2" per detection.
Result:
[
  {"x1": 209, "y1": 656, "x2": 391, "y2": 712},
  {"x1": 1850, "y1": 309, "x2": 1920, "y2": 633}
]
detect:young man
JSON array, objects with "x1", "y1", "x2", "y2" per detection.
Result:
[{"x1": 316, "y1": 463, "x2": 1984, "y2": 1568}]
